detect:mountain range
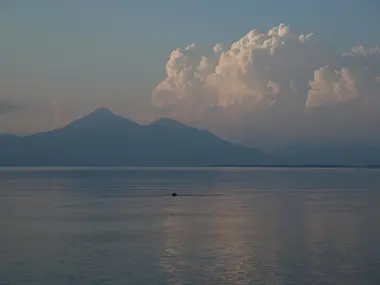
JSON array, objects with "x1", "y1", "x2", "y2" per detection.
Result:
[
  {"x1": 0, "y1": 108, "x2": 274, "y2": 167},
  {"x1": 1, "y1": 108, "x2": 379, "y2": 167}
]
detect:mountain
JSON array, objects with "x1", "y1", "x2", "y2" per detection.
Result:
[
  {"x1": 273, "y1": 144, "x2": 380, "y2": 166},
  {"x1": 61, "y1": 107, "x2": 140, "y2": 132},
  {"x1": 0, "y1": 108, "x2": 273, "y2": 166},
  {"x1": 149, "y1": 117, "x2": 190, "y2": 129}
]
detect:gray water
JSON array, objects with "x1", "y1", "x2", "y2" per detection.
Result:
[{"x1": 0, "y1": 168, "x2": 380, "y2": 285}]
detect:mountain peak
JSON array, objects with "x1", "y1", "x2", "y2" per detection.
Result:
[
  {"x1": 88, "y1": 107, "x2": 115, "y2": 117},
  {"x1": 63, "y1": 107, "x2": 139, "y2": 131},
  {"x1": 150, "y1": 117, "x2": 189, "y2": 129}
]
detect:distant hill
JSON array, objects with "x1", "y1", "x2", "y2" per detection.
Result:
[
  {"x1": 273, "y1": 144, "x2": 380, "y2": 167},
  {"x1": 0, "y1": 108, "x2": 273, "y2": 166}
]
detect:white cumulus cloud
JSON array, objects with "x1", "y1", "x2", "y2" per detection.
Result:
[
  {"x1": 151, "y1": 24, "x2": 380, "y2": 146},
  {"x1": 306, "y1": 67, "x2": 357, "y2": 107},
  {"x1": 152, "y1": 23, "x2": 335, "y2": 111}
]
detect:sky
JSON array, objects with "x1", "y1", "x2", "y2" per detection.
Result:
[{"x1": 1, "y1": 0, "x2": 380, "y2": 147}]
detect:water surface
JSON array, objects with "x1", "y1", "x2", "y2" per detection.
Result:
[{"x1": 0, "y1": 167, "x2": 380, "y2": 285}]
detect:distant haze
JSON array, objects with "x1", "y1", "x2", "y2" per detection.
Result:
[{"x1": 1, "y1": 1, "x2": 380, "y2": 148}]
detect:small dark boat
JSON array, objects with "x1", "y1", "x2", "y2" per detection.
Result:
[{"x1": 171, "y1": 192, "x2": 177, "y2": 197}]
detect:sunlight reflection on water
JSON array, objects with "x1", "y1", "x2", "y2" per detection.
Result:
[{"x1": 0, "y1": 168, "x2": 380, "y2": 284}]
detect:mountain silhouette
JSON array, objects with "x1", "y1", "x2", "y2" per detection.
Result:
[
  {"x1": 149, "y1": 117, "x2": 190, "y2": 129},
  {"x1": 62, "y1": 107, "x2": 140, "y2": 132},
  {"x1": 273, "y1": 144, "x2": 380, "y2": 166},
  {"x1": 0, "y1": 108, "x2": 273, "y2": 166}
]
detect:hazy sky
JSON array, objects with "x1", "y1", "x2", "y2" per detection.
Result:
[{"x1": 1, "y1": 0, "x2": 380, "y2": 146}]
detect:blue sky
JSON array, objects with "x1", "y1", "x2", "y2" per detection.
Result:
[
  {"x1": 1, "y1": 0, "x2": 380, "y2": 142},
  {"x1": 2, "y1": 0, "x2": 379, "y2": 94}
]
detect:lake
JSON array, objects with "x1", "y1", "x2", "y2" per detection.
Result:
[{"x1": 0, "y1": 167, "x2": 380, "y2": 285}]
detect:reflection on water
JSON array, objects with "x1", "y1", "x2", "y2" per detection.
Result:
[{"x1": 0, "y1": 168, "x2": 380, "y2": 285}]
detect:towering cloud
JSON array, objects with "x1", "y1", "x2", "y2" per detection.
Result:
[
  {"x1": 152, "y1": 24, "x2": 334, "y2": 110},
  {"x1": 306, "y1": 67, "x2": 357, "y2": 107},
  {"x1": 152, "y1": 24, "x2": 380, "y2": 146}
]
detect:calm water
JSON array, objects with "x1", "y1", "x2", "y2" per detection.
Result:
[{"x1": 0, "y1": 168, "x2": 380, "y2": 285}]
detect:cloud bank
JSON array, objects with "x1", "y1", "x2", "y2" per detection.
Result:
[{"x1": 152, "y1": 24, "x2": 380, "y2": 147}]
